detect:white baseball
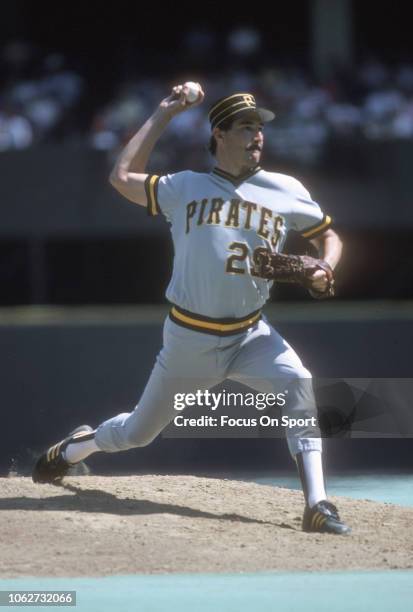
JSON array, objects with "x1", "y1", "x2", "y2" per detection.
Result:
[{"x1": 183, "y1": 81, "x2": 201, "y2": 103}]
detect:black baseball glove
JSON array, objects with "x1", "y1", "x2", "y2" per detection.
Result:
[{"x1": 254, "y1": 251, "x2": 335, "y2": 299}]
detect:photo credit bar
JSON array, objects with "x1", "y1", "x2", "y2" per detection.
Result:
[{"x1": 162, "y1": 378, "x2": 413, "y2": 439}]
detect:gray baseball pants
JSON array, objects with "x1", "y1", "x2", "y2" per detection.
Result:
[{"x1": 94, "y1": 316, "x2": 322, "y2": 456}]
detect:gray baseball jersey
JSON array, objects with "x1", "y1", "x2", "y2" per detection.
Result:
[
  {"x1": 95, "y1": 165, "x2": 329, "y2": 455},
  {"x1": 145, "y1": 166, "x2": 331, "y2": 319}
]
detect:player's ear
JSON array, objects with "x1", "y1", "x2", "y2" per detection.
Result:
[{"x1": 212, "y1": 127, "x2": 225, "y2": 144}]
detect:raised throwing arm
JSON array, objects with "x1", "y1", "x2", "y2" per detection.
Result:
[{"x1": 109, "y1": 83, "x2": 204, "y2": 207}]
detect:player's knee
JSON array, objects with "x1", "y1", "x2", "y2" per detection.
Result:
[{"x1": 284, "y1": 368, "x2": 316, "y2": 409}]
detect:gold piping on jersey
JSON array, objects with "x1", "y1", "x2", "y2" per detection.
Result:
[
  {"x1": 301, "y1": 215, "x2": 332, "y2": 239},
  {"x1": 145, "y1": 175, "x2": 161, "y2": 216},
  {"x1": 169, "y1": 305, "x2": 262, "y2": 336}
]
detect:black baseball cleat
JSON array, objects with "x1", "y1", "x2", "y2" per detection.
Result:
[
  {"x1": 302, "y1": 500, "x2": 351, "y2": 535},
  {"x1": 32, "y1": 425, "x2": 95, "y2": 484}
]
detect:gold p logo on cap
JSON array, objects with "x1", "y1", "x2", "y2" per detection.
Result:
[
  {"x1": 208, "y1": 93, "x2": 275, "y2": 129},
  {"x1": 242, "y1": 94, "x2": 255, "y2": 107}
]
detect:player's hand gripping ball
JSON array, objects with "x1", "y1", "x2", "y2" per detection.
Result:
[
  {"x1": 183, "y1": 81, "x2": 202, "y2": 103},
  {"x1": 161, "y1": 82, "x2": 204, "y2": 118}
]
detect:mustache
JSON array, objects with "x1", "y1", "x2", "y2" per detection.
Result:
[{"x1": 246, "y1": 144, "x2": 262, "y2": 151}]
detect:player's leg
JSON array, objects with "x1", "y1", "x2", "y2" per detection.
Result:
[
  {"x1": 93, "y1": 318, "x2": 222, "y2": 453},
  {"x1": 227, "y1": 318, "x2": 350, "y2": 534},
  {"x1": 33, "y1": 365, "x2": 194, "y2": 483},
  {"x1": 227, "y1": 318, "x2": 322, "y2": 456},
  {"x1": 93, "y1": 362, "x2": 216, "y2": 453},
  {"x1": 33, "y1": 317, "x2": 222, "y2": 482}
]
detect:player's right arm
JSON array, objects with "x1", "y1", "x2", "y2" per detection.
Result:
[{"x1": 109, "y1": 84, "x2": 204, "y2": 207}]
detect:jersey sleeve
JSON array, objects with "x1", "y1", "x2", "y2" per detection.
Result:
[
  {"x1": 289, "y1": 180, "x2": 332, "y2": 239},
  {"x1": 145, "y1": 172, "x2": 185, "y2": 222}
]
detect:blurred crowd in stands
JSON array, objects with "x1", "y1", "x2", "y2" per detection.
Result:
[
  {"x1": 2, "y1": 32, "x2": 413, "y2": 169},
  {"x1": 0, "y1": 40, "x2": 84, "y2": 152}
]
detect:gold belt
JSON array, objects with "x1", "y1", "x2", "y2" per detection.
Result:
[{"x1": 169, "y1": 305, "x2": 261, "y2": 336}]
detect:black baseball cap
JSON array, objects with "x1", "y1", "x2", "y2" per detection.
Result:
[{"x1": 208, "y1": 93, "x2": 275, "y2": 130}]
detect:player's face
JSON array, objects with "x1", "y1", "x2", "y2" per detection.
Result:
[{"x1": 218, "y1": 116, "x2": 264, "y2": 171}]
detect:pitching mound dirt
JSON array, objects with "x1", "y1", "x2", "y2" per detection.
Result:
[{"x1": 1, "y1": 475, "x2": 412, "y2": 577}]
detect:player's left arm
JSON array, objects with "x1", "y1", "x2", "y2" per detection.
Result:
[
  {"x1": 308, "y1": 228, "x2": 343, "y2": 292},
  {"x1": 289, "y1": 176, "x2": 342, "y2": 293},
  {"x1": 310, "y1": 228, "x2": 342, "y2": 269}
]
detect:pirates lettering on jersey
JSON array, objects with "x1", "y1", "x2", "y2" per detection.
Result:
[{"x1": 185, "y1": 197, "x2": 285, "y2": 249}]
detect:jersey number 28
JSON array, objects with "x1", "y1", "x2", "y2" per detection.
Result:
[{"x1": 226, "y1": 242, "x2": 270, "y2": 276}]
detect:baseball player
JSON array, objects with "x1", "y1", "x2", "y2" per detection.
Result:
[{"x1": 33, "y1": 84, "x2": 350, "y2": 535}]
